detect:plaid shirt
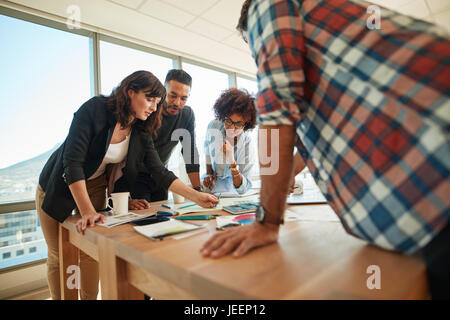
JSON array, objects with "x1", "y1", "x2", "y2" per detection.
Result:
[{"x1": 248, "y1": 0, "x2": 450, "y2": 254}]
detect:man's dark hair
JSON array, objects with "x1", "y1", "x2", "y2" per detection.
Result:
[
  {"x1": 236, "y1": 0, "x2": 253, "y2": 40},
  {"x1": 165, "y1": 69, "x2": 192, "y2": 87}
]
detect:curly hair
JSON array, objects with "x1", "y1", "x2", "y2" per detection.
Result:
[
  {"x1": 213, "y1": 88, "x2": 256, "y2": 131},
  {"x1": 105, "y1": 70, "x2": 166, "y2": 136}
]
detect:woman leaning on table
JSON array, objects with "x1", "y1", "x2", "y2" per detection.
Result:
[{"x1": 36, "y1": 70, "x2": 218, "y2": 300}]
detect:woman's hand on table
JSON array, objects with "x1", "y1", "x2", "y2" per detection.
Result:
[
  {"x1": 194, "y1": 192, "x2": 219, "y2": 208},
  {"x1": 129, "y1": 199, "x2": 150, "y2": 210},
  {"x1": 200, "y1": 222, "x2": 280, "y2": 259},
  {"x1": 76, "y1": 212, "x2": 105, "y2": 235}
]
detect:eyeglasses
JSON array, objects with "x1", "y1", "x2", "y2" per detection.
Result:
[{"x1": 224, "y1": 117, "x2": 245, "y2": 129}]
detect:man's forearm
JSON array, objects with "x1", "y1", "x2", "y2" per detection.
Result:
[
  {"x1": 259, "y1": 125, "x2": 296, "y2": 219},
  {"x1": 188, "y1": 172, "x2": 201, "y2": 189}
]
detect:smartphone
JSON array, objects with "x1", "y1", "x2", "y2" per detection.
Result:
[{"x1": 131, "y1": 215, "x2": 169, "y2": 226}]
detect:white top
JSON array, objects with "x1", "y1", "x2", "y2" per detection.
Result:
[
  {"x1": 88, "y1": 134, "x2": 131, "y2": 180},
  {"x1": 203, "y1": 119, "x2": 254, "y2": 194}
]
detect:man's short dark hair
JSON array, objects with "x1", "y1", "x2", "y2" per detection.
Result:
[
  {"x1": 165, "y1": 69, "x2": 192, "y2": 87},
  {"x1": 236, "y1": 0, "x2": 253, "y2": 39}
]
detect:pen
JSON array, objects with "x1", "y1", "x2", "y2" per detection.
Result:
[
  {"x1": 215, "y1": 193, "x2": 221, "y2": 207},
  {"x1": 161, "y1": 204, "x2": 171, "y2": 209},
  {"x1": 179, "y1": 203, "x2": 198, "y2": 209},
  {"x1": 156, "y1": 211, "x2": 174, "y2": 216},
  {"x1": 175, "y1": 214, "x2": 219, "y2": 220}
]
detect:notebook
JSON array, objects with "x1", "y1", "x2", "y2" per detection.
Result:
[
  {"x1": 133, "y1": 219, "x2": 202, "y2": 240},
  {"x1": 286, "y1": 188, "x2": 327, "y2": 205},
  {"x1": 222, "y1": 202, "x2": 258, "y2": 215}
]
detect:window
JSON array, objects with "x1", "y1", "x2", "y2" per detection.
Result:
[
  {"x1": 0, "y1": 13, "x2": 91, "y2": 270},
  {"x1": 167, "y1": 62, "x2": 230, "y2": 181},
  {"x1": 29, "y1": 247, "x2": 37, "y2": 253},
  {"x1": 237, "y1": 76, "x2": 258, "y2": 96},
  {"x1": 0, "y1": 14, "x2": 92, "y2": 204},
  {"x1": 99, "y1": 40, "x2": 175, "y2": 95}
]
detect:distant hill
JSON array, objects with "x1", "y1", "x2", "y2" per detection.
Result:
[{"x1": 0, "y1": 143, "x2": 61, "y2": 174}]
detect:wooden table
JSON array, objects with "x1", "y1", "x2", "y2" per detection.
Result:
[{"x1": 58, "y1": 201, "x2": 429, "y2": 300}]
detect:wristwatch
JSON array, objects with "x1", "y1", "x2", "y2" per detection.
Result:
[
  {"x1": 255, "y1": 205, "x2": 284, "y2": 225},
  {"x1": 193, "y1": 186, "x2": 202, "y2": 191}
]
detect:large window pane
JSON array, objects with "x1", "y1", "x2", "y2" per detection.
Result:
[
  {"x1": 237, "y1": 76, "x2": 258, "y2": 96},
  {"x1": 100, "y1": 40, "x2": 174, "y2": 95},
  {"x1": 0, "y1": 210, "x2": 45, "y2": 269},
  {"x1": 169, "y1": 63, "x2": 230, "y2": 181},
  {"x1": 0, "y1": 13, "x2": 92, "y2": 269},
  {"x1": 0, "y1": 14, "x2": 91, "y2": 203}
]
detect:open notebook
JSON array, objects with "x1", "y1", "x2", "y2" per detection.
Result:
[{"x1": 134, "y1": 219, "x2": 202, "y2": 240}]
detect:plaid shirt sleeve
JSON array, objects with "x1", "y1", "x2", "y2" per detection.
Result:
[
  {"x1": 248, "y1": 0, "x2": 307, "y2": 126},
  {"x1": 248, "y1": 0, "x2": 450, "y2": 254}
]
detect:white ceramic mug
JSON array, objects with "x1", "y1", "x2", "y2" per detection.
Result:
[
  {"x1": 172, "y1": 192, "x2": 185, "y2": 204},
  {"x1": 107, "y1": 192, "x2": 130, "y2": 215}
]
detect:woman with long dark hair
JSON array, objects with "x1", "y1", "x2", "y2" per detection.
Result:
[{"x1": 36, "y1": 70, "x2": 218, "y2": 300}]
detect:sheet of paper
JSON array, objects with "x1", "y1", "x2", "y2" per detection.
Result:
[
  {"x1": 285, "y1": 206, "x2": 340, "y2": 222},
  {"x1": 134, "y1": 219, "x2": 202, "y2": 239},
  {"x1": 173, "y1": 194, "x2": 260, "y2": 215},
  {"x1": 207, "y1": 178, "x2": 260, "y2": 198},
  {"x1": 286, "y1": 188, "x2": 327, "y2": 204},
  {"x1": 97, "y1": 212, "x2": 152, "y2": 228},
  {"x1": 214, "y1": 189, "x2": 259, "y2": 198}
]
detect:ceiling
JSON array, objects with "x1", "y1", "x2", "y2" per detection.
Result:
[
  {"x1": 2, "y1": 0, "x2": 257, "y2": 76},
  {"x1": 2, "y1": 0, "x2": 449, "y2": 78}
]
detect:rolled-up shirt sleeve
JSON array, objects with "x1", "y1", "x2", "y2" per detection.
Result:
[
  {"x1": 248, "y1": 0, "x2": 307, "y2": 126},
  {"x1": 182, "y1": 109, "x2": 200, "y2": 174},
  {"x1": 144, "y1": 133, "x2": 178, "y2": 189}
]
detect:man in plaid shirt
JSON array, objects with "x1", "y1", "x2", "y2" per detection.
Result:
[{"x1": 201, "y1": 0, "x2": 449, "y2": 298}]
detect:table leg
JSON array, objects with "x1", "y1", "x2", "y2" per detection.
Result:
[
  {"x1": 59, "y1": 224, "x2": 79, "y2": 300},
  {"x1": 98, "y1": 237, "x2": 144, "y2": 300}
]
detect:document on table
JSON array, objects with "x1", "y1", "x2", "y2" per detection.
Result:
[
  {"x1": 285, "y1": 206, "x2": 340, "y2": 222},
  {"x1": 134, "y1": 219, "x2": 202, "y2": 239},
  {"x1": 174, "y1": 194, "x2": 260, "y2": 215},
  {"x1": 97, "y1": 212, "x2": 152, "y2": 228},
  {"x1": 209, "y1": 178, "x2": 260, "y2": 198}
]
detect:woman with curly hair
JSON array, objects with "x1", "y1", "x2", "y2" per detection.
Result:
[
  {"x1": 203, "y1": 88, "x2": 257, "y2": 194},
  {"x1": 36, "y1": 70, "x2": 218, "y2": 300}
]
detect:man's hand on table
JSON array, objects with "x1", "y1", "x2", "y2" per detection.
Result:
[
  {"x1": 200, "y1": 222, "x2": 280, "y2": 258},
  {"x1": 129, "y1": 199, "x2": 150, "y2": 210}
]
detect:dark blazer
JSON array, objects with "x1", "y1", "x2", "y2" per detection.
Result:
[{"x1": 39, "y1": 96, "x2": 177, "y2": 222}]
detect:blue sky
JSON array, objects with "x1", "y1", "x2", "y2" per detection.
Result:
[{"x1": 0, "y1": 14, "x2": 91, "y2": 168}]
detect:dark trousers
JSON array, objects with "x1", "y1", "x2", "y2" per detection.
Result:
[
  {"x1": 419, "y1": 222, "x2": 450, "y2": 300},
  {"x1": 114, "y1": 172, "x2": 168, "y2": 203}
]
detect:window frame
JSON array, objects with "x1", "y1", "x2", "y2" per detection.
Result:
[{"x1": 0, "y1": 4, "x2": 257, "y2": 274}]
